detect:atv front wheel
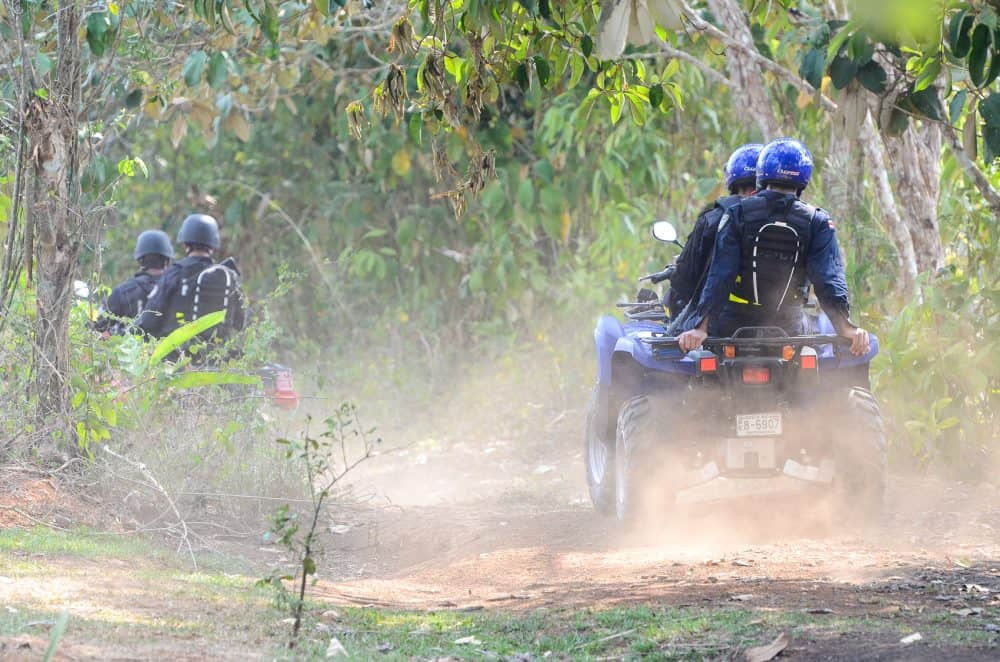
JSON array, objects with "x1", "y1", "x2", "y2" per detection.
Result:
[
  {"x1": 585, "y1": 385, "x2": 615, "y2": 515},
  {"x1": 833, "y1": 387, "x2": 887, "y2": 527}
]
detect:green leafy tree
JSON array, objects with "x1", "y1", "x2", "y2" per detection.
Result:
[
  {"x1": 0, "y1": 0, "x2": 353, "y2": 439},
  {"x1": 350, "y1": 0, "x2": 1000, "y2": 291}
]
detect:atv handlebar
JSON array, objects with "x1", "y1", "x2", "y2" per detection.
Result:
[{"x1": 638, "y1": 264, "x2": 675, "y2": 285}]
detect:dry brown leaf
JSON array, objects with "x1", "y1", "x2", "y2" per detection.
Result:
[
  {"x1": 648, "y1": 0, "x2": 684, "y2": 30},
  {"x1": 595, "y1": 0, "x2": 631, "y2": 59},
  {"x1": 629, "y1": 0, "x2": 658, "y2": 46},
  {"x1": 170, "y1": 116, "x2": 187, "y2": 149},
  {"x1": 224, "y1": 112, "x2": 251, "y2": 142},
  {"x1": 743, "y1": 632, "x2": 789, "y2": 662}
]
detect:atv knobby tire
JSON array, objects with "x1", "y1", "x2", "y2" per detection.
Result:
[
  {"x1": 585, "y1": 385, "x2": 615, "y2": 515},
  {"x1": 834, "y1": 387, "x2": 887, "y2": 527},
  {"x1": 615, "y1": 395, "x2": 656, "y2": 523}
]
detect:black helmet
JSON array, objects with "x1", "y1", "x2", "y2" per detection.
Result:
[
  {"x1": 177, "y1": 213, "x2": 221, "y2": 249},
  {"x1": 133, "y1": 230, "x2": 175, "y2": 260}
]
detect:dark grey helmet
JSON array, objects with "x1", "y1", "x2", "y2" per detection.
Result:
[
  {"x1": 133, "y1": 229, "x2": 175, "y2": 260},
  {"x1": 177, "y1": 213, "x2": 221, "y2": 249}
]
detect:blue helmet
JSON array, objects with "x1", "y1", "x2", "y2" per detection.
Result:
[
  {"x1": 723, "y1": 143, "x2": 764, "y2": 193},
  {"x1": 756, "y1": 138, "x2": 813, "y2": 192}
]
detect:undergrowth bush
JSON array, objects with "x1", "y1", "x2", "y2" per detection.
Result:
[
  {"x1": 874, "y1": 272, "x2": 999, "y2": 480},
  {"x1": 0, "y1": 274, "x2": 313, "y2": 535}
]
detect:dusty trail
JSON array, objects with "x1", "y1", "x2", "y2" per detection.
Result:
[
  {"x1": 310, "y1": 408, "x2": 1000, "y2": 657},
  {"x1": 321, "y1": 479, "x2": 1000, "y2": 611}
]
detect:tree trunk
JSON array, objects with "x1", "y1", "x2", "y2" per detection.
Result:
[
  {"x1": 859, "y1": 117, "x2": 919, "y2": 293},
  {"x1": 24, "y1": 1, "x2": 83, "y2": 423},
  {"x1": 705, "y1": 0, "x2": 781, "y2": 140},
  {"x1": 883, "y1": 122, "x2": 943, "y2": 274},
  {"x1": 824, "y1": 115, "x2": 865, "y2": 265}
]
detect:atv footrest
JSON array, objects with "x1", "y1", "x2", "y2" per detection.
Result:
[{"x1": 781, "y1": 458, "x2": 835, "y2": 483}]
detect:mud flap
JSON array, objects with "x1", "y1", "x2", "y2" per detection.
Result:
[
  {"x1": 782, "y1": 458, "x2": 835, "y2": 483},
  {"x1": 675, "y1": 459, "x2": 835, "y2": 505}
]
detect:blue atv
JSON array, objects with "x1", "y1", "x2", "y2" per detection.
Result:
[{"x1": 585, "y1": 221, "x2": 886, "y2": 524}]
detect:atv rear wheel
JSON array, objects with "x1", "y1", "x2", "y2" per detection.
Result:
[
  {"x1": 833, "y1": 387, "x2": 887, "y2": 527},
  {"x1": 585, "y1": 385, "x2": 615, "y2": 515},
  {"x1": 615, "y1": 395, "x2": 656, "y2": 523}
]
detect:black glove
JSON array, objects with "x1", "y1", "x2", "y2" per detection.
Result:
[{"x1": 636, "y1": 288, "x2": 659, "y2": 303}]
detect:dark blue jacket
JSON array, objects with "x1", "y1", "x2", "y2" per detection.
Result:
[
  {"x1": 93, "y1": 271, "x2": 158, "y2": 334},
  {"x1": 136, "y1": 255, "x2": 214, "y2": 338},
  {"x1": 686, "y1": 190, "x2": 851, "y2": 335},
  {"x1": 667, "y1": 195, "x2": 741, "y2": 318}
]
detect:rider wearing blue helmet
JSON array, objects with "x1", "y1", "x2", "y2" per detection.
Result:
[
  {"x1": 665, "y1": 143, "x2": 762, "y2": 320},
  {"x1": 678, "y1": 138, "x2": 870, "y2": 356}
]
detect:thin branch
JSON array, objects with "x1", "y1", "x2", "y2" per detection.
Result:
[
  {"x1": 941, "y1": 125, "x2": 1000, "y2": 213},
  {"x1": 859, "y1": 114, "x2": 918, "y2": 292},
  {"x1": 100, "y1": 444, "x2": 198, "y2": 570},
  {"x1": 679, "y1": 0, "x2": 838, "y2": 113},
  {"x1": 624, "y1": 45, "x2": 731, "y2": 87}
]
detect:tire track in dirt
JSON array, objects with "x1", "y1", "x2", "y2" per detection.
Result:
[{"x1": 318, "y1": 476, "x2": 1000, "y2": 617}]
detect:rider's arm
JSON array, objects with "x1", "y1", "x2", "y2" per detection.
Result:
[
  {"x1": 92, "y1": 283, "x2": 129, "y2": 334},
  {"x1": 107, "y1": 282, "x2": 139, "y2": 319},
  {"x1": 684, "y1": 209, "x2": 741, "y2": 331},
  {"x1": 806, "y1": 213, "x2": 869, "y2": 356},
  {"x1": 805, "y1": 212, "x2": 853, "y2": 333},
  {"x1": 136, "y1": 273, "x2": 174, "y2": 337},
  {"x1": 671, "y1": 209, "x2": 712, "y2": 303}
]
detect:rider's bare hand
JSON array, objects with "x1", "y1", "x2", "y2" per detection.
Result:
[
  {"x1": 678, "y1": 328, "x2": 708, "y2": 352},
  {"x1": 844, "y1": 327, "x2": 870, "y2": 356}
]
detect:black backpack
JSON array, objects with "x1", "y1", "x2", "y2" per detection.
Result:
[{"x1": 163, "y1": 261, "x2": 247, "y2": 343}]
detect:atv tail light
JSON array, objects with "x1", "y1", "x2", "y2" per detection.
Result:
[
  {"x1": 723, "y1": 345, "x2": 736, "y2": 358},
  {"x1": 699, "y1": 356, "x2": 717, "y2": 373},
  {"x1": 782, "y1": 345, "x2": 795, "y2": 361},
  {"x1": 742, "y1": 366, "x2": 770, "y2": 384},
  {"x1": 800, "y1": 346, "x2": 818, "y2": 371}
]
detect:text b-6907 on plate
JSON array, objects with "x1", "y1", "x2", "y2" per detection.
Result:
[{"x1": 736, "y1": 413, "x2": 782, "y2": 437}]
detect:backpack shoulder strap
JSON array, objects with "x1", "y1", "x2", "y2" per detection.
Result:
[{"x1": 740, "y1": 195, "x2": 770, "y2": 219}]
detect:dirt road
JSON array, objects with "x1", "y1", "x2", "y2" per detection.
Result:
[
  {"x1": 1, "y1": 378, "x2": 998, "y2": 659},
  {"x1": 313, "y1": 412, "x2": 1000, "y2": 659}
]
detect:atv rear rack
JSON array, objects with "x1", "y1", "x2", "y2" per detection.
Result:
[{"x1": 641, "y1": 331, "x2": 851, "y2": 350}]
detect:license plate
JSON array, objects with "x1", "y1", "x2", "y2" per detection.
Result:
[{"x1": 736, "y1": 412, "x2": 782, "y2": 437}]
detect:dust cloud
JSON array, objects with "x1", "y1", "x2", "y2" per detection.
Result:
[{"x1": 310, "y1": 345, "x2": 1000, "y2": 612}]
